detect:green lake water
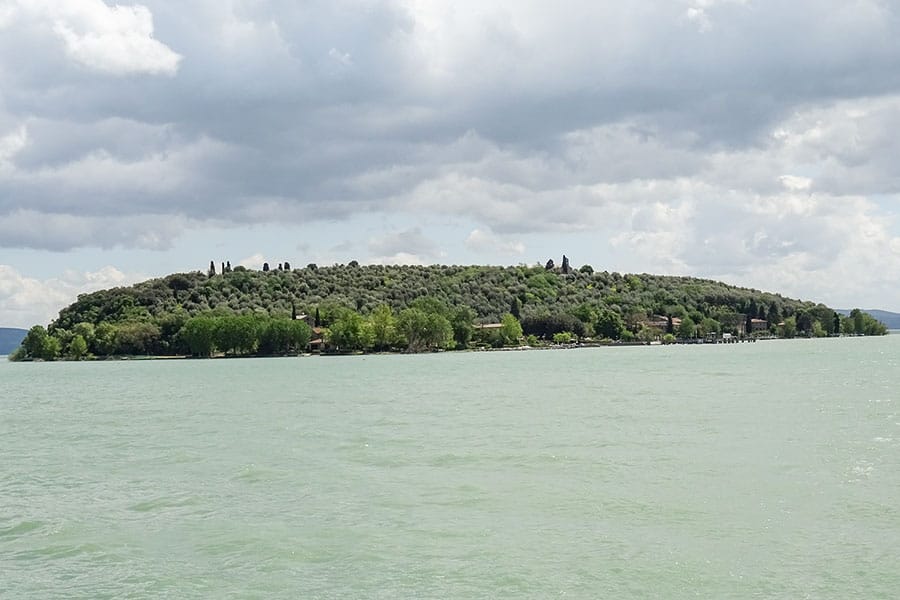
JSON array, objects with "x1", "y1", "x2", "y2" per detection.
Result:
[{"x1": 2, "y1": 337, "x2": 899, "y2": 598}]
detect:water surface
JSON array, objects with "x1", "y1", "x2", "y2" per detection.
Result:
[{"x1": 2, "y1": 338, "x2": 899, "y2": 598}]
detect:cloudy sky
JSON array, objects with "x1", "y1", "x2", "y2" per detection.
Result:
[{"x1": 2, "y1": 0, "x2": 900, "y2": 328}]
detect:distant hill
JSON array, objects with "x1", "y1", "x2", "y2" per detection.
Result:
[
  {"x1": 0, "y1": 328, "x2": 27, "y2": 355},
  {"x1": 10, "y1": 263, "x2": 889, "y2": 359},
  {"x1": 837, "y1": 309, "x2": 900, "y2": 329}
]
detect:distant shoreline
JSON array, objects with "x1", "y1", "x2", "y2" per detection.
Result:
[{"x1": 17, "y1": 334, "x2": 886, "y2": 363}]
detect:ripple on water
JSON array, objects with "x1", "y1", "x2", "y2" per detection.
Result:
[
  {"x1": 0, "y1": 519, "x2": 45, "y2": 540},
  {"x1": 128, "y1": 495, "x2": 201, "y2": 513}
]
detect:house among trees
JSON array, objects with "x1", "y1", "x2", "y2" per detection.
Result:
[{"x1": 749, "y1": 318, "x2": 769, "y2": 333}]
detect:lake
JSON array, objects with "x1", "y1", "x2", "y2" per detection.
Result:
[{"x1": 2, "y1": 337, "x2": 899, "y2": 598}]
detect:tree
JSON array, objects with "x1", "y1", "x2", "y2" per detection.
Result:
[
  {"x1": 811, "y1": 320, "x2": 827, "y2": 338},
  {"x1": 288, "y1": 319, "x2": 312, "y2": 351},
  {"x1": 833, "y1": 312, "x2": 841, "y2": 335},
  {"x1": 262, "y1": 262, "x2": 270, "y2": 272},
  {"x1": 449, "y1": 306, "x2": 475, "y2": 349},
  {"x1": 21, "y1": 325, "x2": 49, "y2": 359},
  {"x1": 208, "y1": 261, "x2": 216, "y2": 277},
  {"x1": 41, "y1": 336, "x2": 61, "y2": 361},
  {"x1": 850, "y1": 309, "x2": 864, "y2": 335},
  {"x1": 510, "y1": 297, "x2": 521, "y2": 319},
  {"x1": 257, "y1": 318, "x2": 287, "y2": 354},
  {"x1": 72, "y1": 322, "x2": 95, "y2": 348},
  {"x1": 215, "y1": 315, "x2": 257, "y2": 355},
  {"x1": 553, "y1": 331, "x2": 573, "y2": 344},
  {"x1": 115, "y1": 322, "x2": 161, "y2": 355},
  {"x1": 180, "y1": 316, "x2": 217, "y2": 357},
  {"x1": 93, "y1": 322, "x2": 117, "y2": 355},
  {"x1": 499, "y1": 313, "x2": 523, "y2": 345},
  {"x1": 369, "y1": 304, "x2": 398, "y2": 351},
  {"x1": 579, "y1": 264, "x2": 594, "y2": 275},
  {"x1": 595, "y1": 309, "x2": 626, "y2": 340},
  {"x1": 699, "y1": 318, "x2": 721, "y2": 337},
  {"x1": 767, "y1": 302, "x2": 781, "y2": 325},
  {"x1": 68, "y1": 335, "x2": 88, "y2": 360},
  {"x1": 677, "y1": 316, "x2": 696, "y2": 339},
  {"x1": 561, "y1": 255, "x2": 571, "y2": 274},
  {"x1": 328, "y1": 311, "x2": 373, "y2": 351},
  {"x1": 398, "y1": 308, "x2": 452, "y2": 352},
  {"x1": 545, "y1": 259, "x2": 555, "y2": 270},
  {"x1": 284, "y1": 261, "x2": 291, "y2": 271},
  {"x1": 781, "y1": 316, "x2": 797, "y2": 338}
]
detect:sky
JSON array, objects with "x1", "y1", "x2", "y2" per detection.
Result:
[{"x1": 2, "y1": 0, "x2": 900, "y2": 328}]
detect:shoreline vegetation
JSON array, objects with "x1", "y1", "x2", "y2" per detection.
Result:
[{"x1": 8, "y1": 259, "x2": 888, "y2": 362}]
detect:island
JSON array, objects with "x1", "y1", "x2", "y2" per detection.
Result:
[{"x1": 8, "y1": 258, "x2": 888, "y2": 361}]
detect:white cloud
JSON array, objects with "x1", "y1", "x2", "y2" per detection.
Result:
[
  {"x1": 5, "y1": 0, "x2": 181, "y2": 75},
  {"x1": 2, "y1": 0, "x2": 900, "y2": 311},
  {"x1": 238, "y1": 253, "x2": 268, "y2": 269},
  {"x1": 0, "y1": 125, "x2": 28, "y2": 167},
  {"x1": 465, "y1": 228, "x2": 525, "y2": 256},
  {"x1": 368, "y1": 252, "x2": 427, "y2": 266},
  {"x1": 368, "y1": 228, "x2": 440, "y2": 258},
  {"x1": 0, "y1": 264, "x2": 144, "y2": 328}
]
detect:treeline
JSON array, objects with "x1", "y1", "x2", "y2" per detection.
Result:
[
  {"x1": 49, "y1": 262, "x2": 820, "y2": 330},
  {"x1": 9, "y1": 298, "x2": 524, "y2": 360},
  {"x1": 9, "y1": 314, "x2": 311, "y2": 361},
  {"x1": 8, "y1": 261, "x2": 888, "y2": 360}
]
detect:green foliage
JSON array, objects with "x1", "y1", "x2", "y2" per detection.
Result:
[
  {"x1": 215, "y1": 315, "x2": 258, "y2": 355},
  {"x1": 699, "y1": 318, "x2": 721, "y2": 336},
  {"x1": 180, "y1": 316, "x2": 217, "y2": 356},
  {"x1": 499, "y1": 313, "x2": 523, "y2": 345},
  {"x1": 42, "y1": 336, "x2": 61, "y2": 360},
  {"x1": 21, "y1": 325, "x2": 49, "y2": 359},
  {"x1": 552, "y1": 331, "x2": 574, "y2": 344},
  {"x1": 369, "y1": 304, "x2": 399, "y2": 351},
  {"x1": 521, "y1": 313, "x2": 586, "y2": 339},
  {"x1": 811, "y1": 320, "x2": 827, "y2": 338},
  {"x1": 781, "y1": 316, "x2": 797, "y2": 338},
  {"x1": 595, "y1": 308, "x2": 626, "y2": 340},
  {"x1": 677, "y1": 316, "x2": 696, "y2": 339},
  {"x1": 847, "y1": 308, "x2": 887, "y2": 336},
  {"x1": 397, "y1": 308, "x2": 453, "y2": 352},
  {"x1": 449, "y1": 306, "x2": 475, "y2": 350},
  {"x1": 23, "y1": 263, "x2": 885, "y2": 359},
  {"x1": 68, "y1": 335, "x2": 88, "y2": 360},
  {"x1": 115, "y1": 322, "x2": 161, "y2": 355},
  {"x1": 328, "y1": 310, "x2": 374, "y2": 351}
]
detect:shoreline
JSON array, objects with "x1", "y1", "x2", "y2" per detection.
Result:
[{"x1": 10, "y1": 334, "x2": 870, "y2": 362}]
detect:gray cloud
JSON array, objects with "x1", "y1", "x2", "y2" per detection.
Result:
[
  {"x1": 368, "y1": 227, "x2": 439, "y2": 258},
  {"x1": 2, "y1": 0, "x2": 900, "y2": 269}
]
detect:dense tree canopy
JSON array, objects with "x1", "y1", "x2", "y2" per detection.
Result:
[{"x1": 8, "y1": 261, "x2": 889, "y2": 360}]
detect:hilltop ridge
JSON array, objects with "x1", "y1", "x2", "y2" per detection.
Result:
[{"x1": 8, "y1": 260, "x2": 888, "y2": 360}]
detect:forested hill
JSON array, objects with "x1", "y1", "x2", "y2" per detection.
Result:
[
  {"x1": 9, "y1": 259, "x2": 886, "y2": 360},
  {"x1": 55, "y1": 261, "x2": 817, "y2": 331}
]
